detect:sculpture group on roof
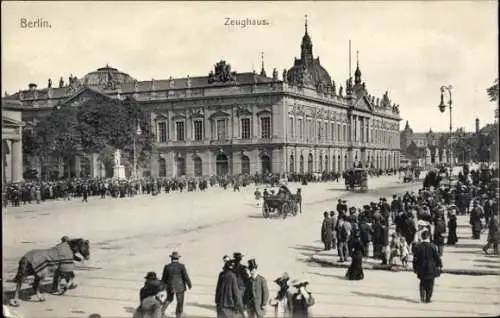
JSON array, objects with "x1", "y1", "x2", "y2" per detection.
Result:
[{"x1": 208, "y1": 60, "x2": 237, "y2": 84}]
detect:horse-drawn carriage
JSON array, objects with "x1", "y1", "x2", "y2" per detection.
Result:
[
  {"x1": 344, "y1": 168, "x2": 368, "y2": 192},
  {"x1": 262, "y1": 185, "x2": 301, "y2": 219}
]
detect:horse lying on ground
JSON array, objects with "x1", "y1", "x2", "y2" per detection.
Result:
[{"x1": 8, "y1": 237, "x2": 90, "y2": 307}]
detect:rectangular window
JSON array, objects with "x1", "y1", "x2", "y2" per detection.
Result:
[
  {"x1": 298, "y1": 118, "x2": 303, "y2": 139},
  {"x1": 217, "y1": 119, "x2": 227, "y2": 140},
  {"x1": 337, "y1": 123, "x2": 341, "y2": 141},
  {"x1": 175, "y1": 121, "x2": 185, "y2": 141},
  {"x1": 157, "y1": 122, "x2": 167, "y2": 143},
  {"x1": 317, "y1": 120, "x2": 321, "y2": 140},
  {"x1": 289, "y1": 117, "x2": 294, "y2": 138},
  {"x1": 307, "y1": 119, "x2": 312, "y2": 139},
  {"x1": 193, "y1": 120, "x2": 203, "y2": 141},
  {"x1": 241, "y1": 118, "x2": 251, "y2": 139},
  {"x1": 324, "y1": 122, "x2": 327, "y2": 141},
  {"x1": 331, "y1": 123, "x2": 334, "y2": 140},
  {"x1": 261, "y1": 117, "x2": 271, "y2": 139}
]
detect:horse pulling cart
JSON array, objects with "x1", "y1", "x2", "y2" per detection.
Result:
[
  {"x1": 262, "y1": 185, "x2": 301, "y2": 219},
  {"x1": 345, "y1": 168, "x2": 368, "y2": 192}
]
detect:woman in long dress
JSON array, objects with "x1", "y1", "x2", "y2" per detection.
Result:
[
  {"x1": 345, "y1": 231, "x2": 365, "y2": 280},
  {"x1": 446, "y1": 207, "x2": 458, "y2": 245},
  {"x1": 269, "y1": 273, "x2": 292, "y2": 318}
]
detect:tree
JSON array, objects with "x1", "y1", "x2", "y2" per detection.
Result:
[
  {"x1": 487, "y1": 78, "x2": 498, "y2": 102},
  {"x1": 28, "y1": 96, "x2": 154, "y2": 179}
]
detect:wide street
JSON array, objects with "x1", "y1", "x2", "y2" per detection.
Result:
[{"x1": 3, "y1": 176, "x2": 499, "y2": 317}]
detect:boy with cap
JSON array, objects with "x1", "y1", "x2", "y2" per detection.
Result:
[{"x1": 140, "y1": 272, "x2": 162, "y2": 303}]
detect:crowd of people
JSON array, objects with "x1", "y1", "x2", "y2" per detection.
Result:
[
  {"x1": 2, "y1": 168, "x2": 400, "y2": 208},
  {"x1": 320, "y1": 165, "x2": 498, "y2": 302}
]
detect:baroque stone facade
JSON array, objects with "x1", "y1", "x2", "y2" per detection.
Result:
[
  {"x1": 2, "y1": 100, "x2": 24, "y2": 183},
  {"x1": 3, "y1": 19, "x2": 401, "y2": 178}
]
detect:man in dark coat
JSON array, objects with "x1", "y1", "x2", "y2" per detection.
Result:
[
  {"x1": 233, "y1": 252, "x2": 249, "y2": 315},
  {"x1": 140, "y1": 272, "x2": 163, "y2": 303},
  {"x1": 215, "y1": 260, "x2": 243, "y2": 318},
  {"x1": 321, "y1": 212, "x2": 334, "y2": 250},
  {"x1": 161, "y1": 251, "x2": 192, "y2": 318},
  {"x1": 243, "y1": 259, "x2": 269, "y2": 318},
  {"x1": 412, "y1": 231, "x2": 443, "y2": 303},
  {"x1": 470, "y1": 201, "x2": 483, "y2": 239}
]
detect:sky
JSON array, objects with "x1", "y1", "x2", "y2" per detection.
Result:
[{"x1": 1, "y1": 1, "x2": 498, "y2": 132}]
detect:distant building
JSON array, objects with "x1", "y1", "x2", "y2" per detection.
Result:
[
  {"x1": 400, "y1": 120, "x2": 475, "y2": 167},
  {"x1": 3, "y1": 18, "x2": 402, "y2": 179}
]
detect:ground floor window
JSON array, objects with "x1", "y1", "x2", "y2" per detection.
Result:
[
  {"x1": 289, "y1": 155, "x2": 295, "y2": 173},
  {"x1": 176, "y1": 157, "x2": 186, "y2": 176},
  {"x1": 159, "y1": 158, "x2": 167, "y2": 177},
  {"x1": 194, "y1": 156, "x2": 202, "y2": 177},
  {"x1": 241, "y1": 155, "x2": 250, "y2": 175}
]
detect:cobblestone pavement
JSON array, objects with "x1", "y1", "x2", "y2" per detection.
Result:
[{"x1": 3, "y1": 175, "x2": 499, "y2": 317}]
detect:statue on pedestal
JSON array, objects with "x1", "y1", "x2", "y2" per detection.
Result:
[{"x1": 114, "y1": 149, "x2": 121, "y2": 167}]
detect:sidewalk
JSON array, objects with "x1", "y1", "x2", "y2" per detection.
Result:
[{"x1": 310, "y1": 215, "x2": 500, "y2": 276}]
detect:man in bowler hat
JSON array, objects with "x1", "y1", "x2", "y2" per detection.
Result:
[
  {"x1": 244, "y1": 259, "x2": 269, "y2": 318},
  {"x1": 161, "y1": 251, "x2": 192, "y2": 317}
]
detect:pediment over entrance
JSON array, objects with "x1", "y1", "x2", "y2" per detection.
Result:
[
  {"x1": 61, "y1": 86, "x2": 114, "y2": 107},
  {"x1": 256, "y1": 109, "x2": 272, "y2": 116},
  {"x1": 209, "y1": 111, "x2": 230, "y2": 119},
  {"x1": 354, "y1": 96, "x2": 373, "y2": 112}
]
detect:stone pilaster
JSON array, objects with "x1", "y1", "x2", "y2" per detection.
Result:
[{"x1": 11, "y1": 140, "x2": 23, "y2": 182}]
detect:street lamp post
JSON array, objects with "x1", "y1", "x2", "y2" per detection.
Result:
[
  {"x1": 133, "y1": 122, "x2": 142, "y2": 179},
  {"x1": 438, "y1": 85, "x2": 453, "y2": 182}
]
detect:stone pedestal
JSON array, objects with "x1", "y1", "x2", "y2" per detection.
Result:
[{"x1": 113, "y1": 165, "x2": 126, "y2": 179}]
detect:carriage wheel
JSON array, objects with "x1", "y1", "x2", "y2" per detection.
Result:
[
  {"x1": 281, "y1": 203, "x2": 288, "y2": 219},
  {"x1": 262, "y1": 203, "x2": 270, "y2": 218}
]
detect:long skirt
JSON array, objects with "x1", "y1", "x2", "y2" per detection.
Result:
[
  {"x1": 346, "y1": 255, "x2": 364, "y2": 280},
  {"x1": 446, "y1": 228, "x2": 458, "y2": 245}
]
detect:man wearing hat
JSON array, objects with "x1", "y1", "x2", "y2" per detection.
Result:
[
  {"x1": 215, "y1": 259, "x2": 243, "y2": 318},
  {"x1": 161, "y1": 251, "x2": 192, "y2": 318},
  {"x1": 243, "y1": 259, "x2": 269, "y2": 318},
  {"x1": 289, "y1": 279, "x2": 315, "y2": 318},
  {"x1": 140, "y1": 272, "x2": 163, "y2": 303}
]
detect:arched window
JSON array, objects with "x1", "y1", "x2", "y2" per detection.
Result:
[
  {"x1": 319, "y1": 155, "x2": 323, "y2": 172},
  {"x1": 176, "y1": 157, "x2": 186, "y2": 176},
  {"x1": 324, "y1": 155, "x2": 329, "y2": 172},
  {"x1": 216, "y1": 153, "x2": 229, "y2": 176},
  {"x1": 261, "y1": 155, "x2": 272, "y2": 174},
  {"x1": 193, "y1": 156, "x2": 202, "y2": 177},
  {"x1": 241, "y1": 155, "x2": 250, "y2": 175},
  {"x1": 289, "y1": 155, "x2": 295, "y2": 173},
  {"x1": 159, "y1": 158, "x2": 167, "y2": 177},
  {"x1": 299, "y1": 155, "x2": 304, "y2": 174}
]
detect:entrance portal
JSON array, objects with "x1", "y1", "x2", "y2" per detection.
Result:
[{"x1": 216, "y1": 153, "x2": 229, "y2": 176}]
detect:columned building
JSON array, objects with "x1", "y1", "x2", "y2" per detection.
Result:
[
  {"x1": 2, "y1": 100, "x2": 24, "y2": 184},
  {"x1": 3, "y1": 19, "x2": 401, "y2": 179}
]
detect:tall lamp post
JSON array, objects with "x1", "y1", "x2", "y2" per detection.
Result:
[
  {"x1": 133, "y1": 121, "x2": 142, "y2": 179},
  {"x1": 438, "y1": 85, "x2": 453, "y2": 181}
]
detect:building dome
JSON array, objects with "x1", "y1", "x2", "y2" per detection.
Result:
[
  {"x1": 287, "y1": 58, "x2": 332, "y2": 89},
  {"x1": 81, "y1": 65, "x2": 136, "y2": 86}
]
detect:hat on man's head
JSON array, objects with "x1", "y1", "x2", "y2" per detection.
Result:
[
  {"x1": 342, "y1": 200, "x2": 347, "y2": 203},
  {"x1": 248, "y1": 258, "x2": 258, "y2": 270},
  {"x1": 169, "y1": 251, "x2": 181, "y2": 259},
  {"x1": 145, "y1": 271, "x2": 157, "y2": 280},
  {"x1": 291, "y1": 278, "x2": 309, "y2": 287},
  {"x1": 274, "y1": 272, "x2": 290, "y2": 284},
  {"x1": 233, "y1": 252, "x2": 244, "y2": 260},
  {"x1": 338, "y1": 199, "x2": 342, "y2": 203}
]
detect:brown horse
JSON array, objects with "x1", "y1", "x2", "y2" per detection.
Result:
[{"x1": 9, "y1": 238, "x2": 90, "y2": 307}]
